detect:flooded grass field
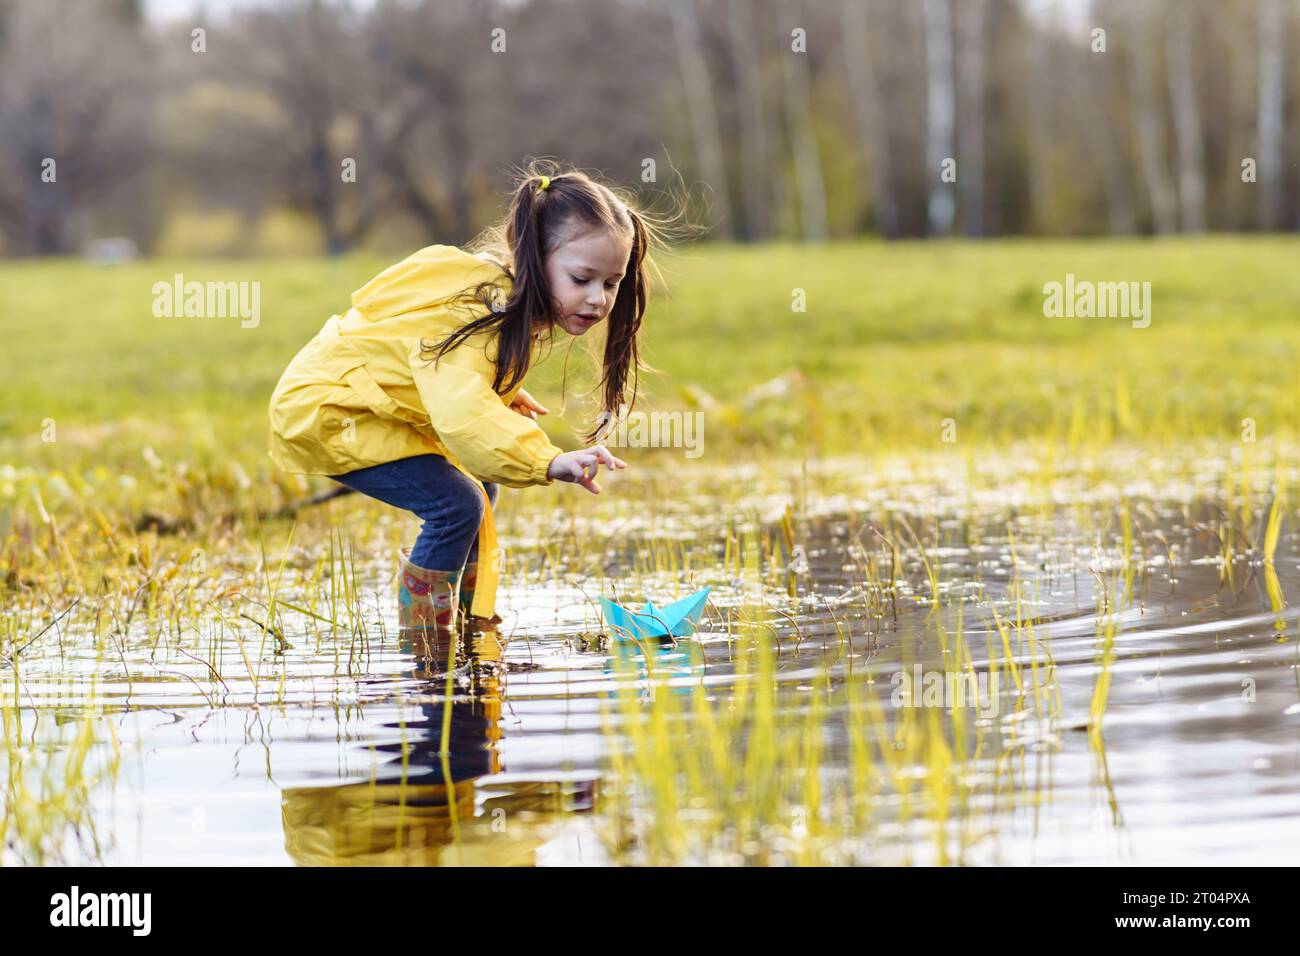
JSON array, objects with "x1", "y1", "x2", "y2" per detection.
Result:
[
  {"x1": 5, "y1": 438, "x2": 1298, "y2": 866},
  {"x1": 4, "y1": 238, "x2": 1299, "y2": 866}
]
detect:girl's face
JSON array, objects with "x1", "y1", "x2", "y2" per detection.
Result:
[{"x1": 544, "y1": 226, "x2": 633, "y2": 337}]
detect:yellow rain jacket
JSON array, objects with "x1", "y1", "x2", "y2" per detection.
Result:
[{"x1": 267, "y1": 244, "x2": 565, "y2": 619}]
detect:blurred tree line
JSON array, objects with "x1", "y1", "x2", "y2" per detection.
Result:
[{"x1": 0, "y1": 0, "x2": 1296, "y2": 257}]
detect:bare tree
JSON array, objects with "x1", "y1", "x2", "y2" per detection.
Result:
[
  {"x1": 185, "y1": 1, "x2": 387, "y2": 254},
  {"x1": 882, "y1": 0, "x2": 930, "y2": 237},
  {"x1": 0, "y1": 1, "x2": 154, "y2": 255},
  {"x1": 669, "y1": 0, "x2": 734, "y2": 238},
  {"x1": 364, "y1": 0, "x2": 507, "y2": 245},
  {"x1": 1023, "y1": 0, "x2": 1057, "y2": 233},
  {"x1": 1074, "y1": 41, "x2": 1137, "y2": 235},
  {"x1": 842, "y1": 0, "x2": 897, "y2": 236},
  {"x1": 3, "y1": 0, "x2": 1298, "y2": 257},
  {"x1": 955, "y1": 0, "x2": 989, "y2": 236},
  {"x1": 777, "y1": 0, "x2": 828, "y2": 240},
  {"x1": 728, "y1": 0, "x2": 775, "y2": 240}
]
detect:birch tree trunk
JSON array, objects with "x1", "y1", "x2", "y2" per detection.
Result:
[
  {"x1": 1129, "y1": 5, "x2": 1179, "y2": 234},
  {"x1": 923, "y1": 0, "x2": 955, "y2": 235},
  {"x1": 1165, "y1": 8, "x2": 1206, "y2": 232},
  {"x1": 1256, "y1": 0, "x2": 1284, "y2": 229}
]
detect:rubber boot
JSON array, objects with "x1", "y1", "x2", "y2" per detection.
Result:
[
  {"x1": 397, "y1": 547, "x2": 461, "y2": 665},
  {"x1": 457, "y1": 559, "x2": 503, "y2": 636}
]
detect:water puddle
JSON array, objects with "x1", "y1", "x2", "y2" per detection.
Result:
[{"x1": 4, "y1": 444, "x2": 1299, "y2": 864}]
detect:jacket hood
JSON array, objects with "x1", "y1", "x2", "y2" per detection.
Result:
[{"x1": 349, "y1": 244, "x2": 513, "y2": 323}]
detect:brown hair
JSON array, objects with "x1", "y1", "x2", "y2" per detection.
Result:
[{"x1": 423, "y1": 160, "x2": 689, "y2": 444}]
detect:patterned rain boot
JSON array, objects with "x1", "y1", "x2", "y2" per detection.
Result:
[
  {"x1": 397, "y1": 547, "x2": 461, "y2": 664},
  {"x1": 457, "y1": 559, "x2": 503, "y2": 636}
]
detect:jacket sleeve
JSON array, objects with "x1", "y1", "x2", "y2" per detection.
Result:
[{"x1": 409, "y1": 336, "x2": 564, "y2": 488}]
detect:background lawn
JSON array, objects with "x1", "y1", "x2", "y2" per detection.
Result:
[{"x1": 2, "y1": 236, "x2": 1298, "y2": 519}]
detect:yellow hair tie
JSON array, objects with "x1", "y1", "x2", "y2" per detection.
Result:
[{"x1": 538, "y1": 175, "x2": 551, "y2": 191}]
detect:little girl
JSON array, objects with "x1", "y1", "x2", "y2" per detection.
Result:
[{"x1": 267, "y1": 167, "x2": 658, "y2": 650}]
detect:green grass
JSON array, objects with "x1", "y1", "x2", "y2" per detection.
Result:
[{"x1": 3, "y1": 236, "x2": 1299, "y2": 488}]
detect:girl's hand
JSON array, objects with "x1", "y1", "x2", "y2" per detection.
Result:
[
  {"x1": 510, "y1": 388, "x2": 548, "y2": 420},
  {"x1": 546, "y1": 445, "x2": 628, "y2": 494}
]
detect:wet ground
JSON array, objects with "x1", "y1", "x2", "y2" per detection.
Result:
[{"x1": 5, "y1": 445, "x2": 1300, "y2": 865}]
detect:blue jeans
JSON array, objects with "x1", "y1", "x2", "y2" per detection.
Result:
[{"x1": 328, "y1": 455, "x2": 499, "y2": 572}]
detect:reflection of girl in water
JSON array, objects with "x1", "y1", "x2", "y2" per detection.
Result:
[{"x1": 281, "y1": 628, "x2": 507, "y2": 865}]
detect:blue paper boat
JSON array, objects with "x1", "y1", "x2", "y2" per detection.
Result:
[{"x1": 600, "y1": 586, "x2": 711, "y2": 639}]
